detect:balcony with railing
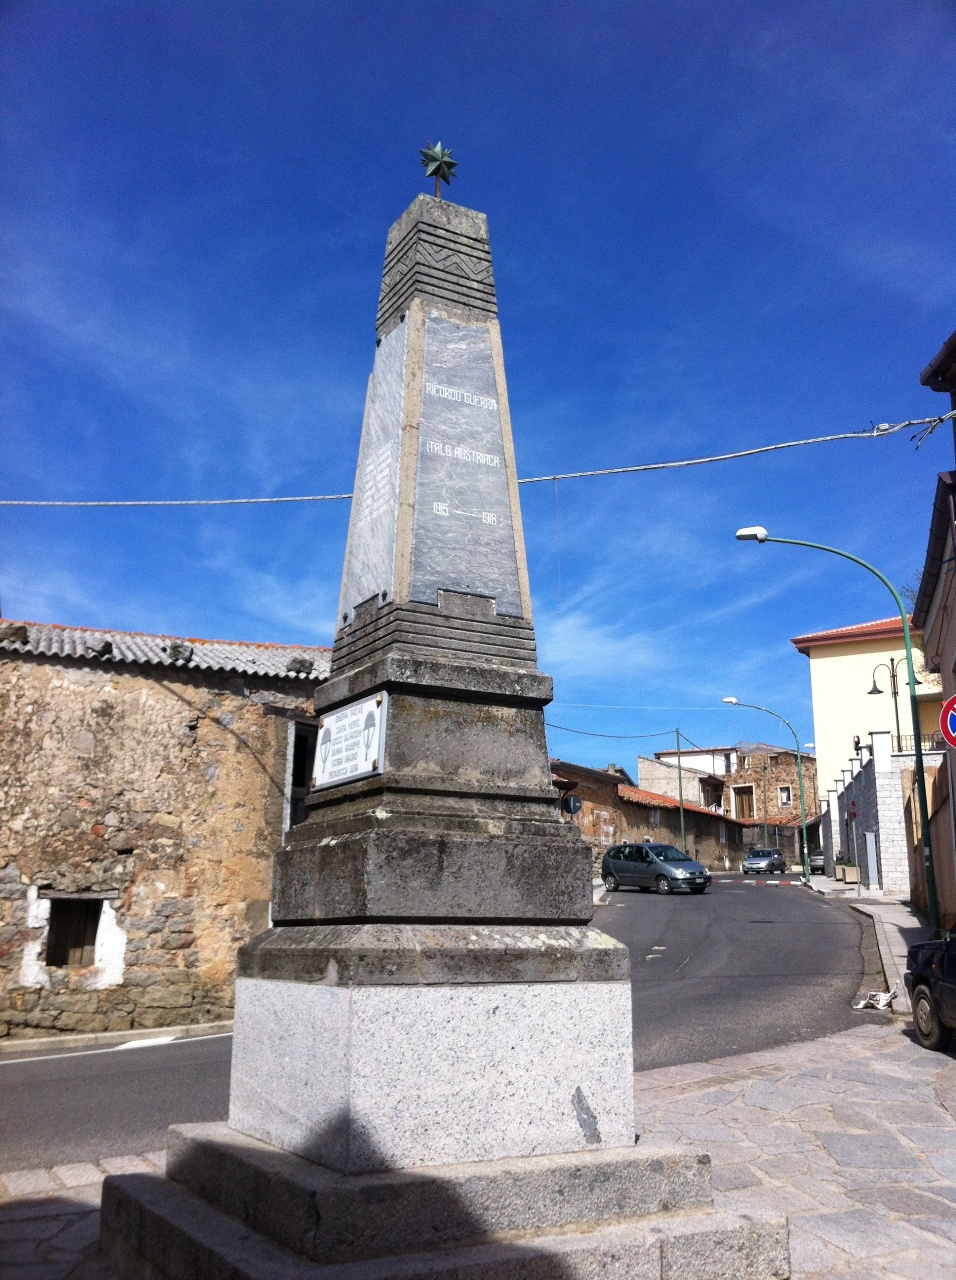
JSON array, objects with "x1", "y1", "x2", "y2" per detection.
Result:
[{"x1": 893, "y1": 733, "x2": 946, "y2": 754}]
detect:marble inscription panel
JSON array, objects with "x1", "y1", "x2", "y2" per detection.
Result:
[
  {"x1": 409, "y1": 312, "x2": 521, "y2": 617},
  {"x1": 312, "y1": 692, "x2": 388, "y2": 790},
  {"x1": 337, "y1": 322, "x2": 407, "y2": 621}
]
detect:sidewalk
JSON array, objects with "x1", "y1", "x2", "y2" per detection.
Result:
[
  {"x1": 634, "y1": 1022, "x2": 956, "y2": 1279},
  {"x1": 808, "y1": 877, "x2": 933, "y2": 1016},
  {"x1": 3, "y1": 1024, "x2": 956, "y2": 1278}
]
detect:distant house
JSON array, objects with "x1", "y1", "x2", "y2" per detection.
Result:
[
  {"x1": 647, "y1": 743, "x2": 818, "y2": 831},
  {"x1": 0, "y1": 619, "x2": 329, "y2": 1040},
  {"x1": 549, "y1": 758, "x2": 756, "y2": 873}
]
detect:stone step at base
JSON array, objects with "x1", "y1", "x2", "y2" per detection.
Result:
[
  {"x1": 164, "y1": 1124, "x2": 712, "y2": 1263},
  {"x1": 100, "y1": 1172, "x2": 789, "y2": 1280}
]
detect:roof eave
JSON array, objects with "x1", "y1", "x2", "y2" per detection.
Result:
[{"x1": 912, "y1": 472, "x2": 956, "y2": 630}]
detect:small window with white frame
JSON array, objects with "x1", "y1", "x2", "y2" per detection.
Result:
[
  {"x1": 651, "y1": 807, "x2": 660, "y2": 827},
  {"x1": 778, "y1": 785, "x2": 792, "y2": 807}
]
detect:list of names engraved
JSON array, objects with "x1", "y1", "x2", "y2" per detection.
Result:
[{"x1": 409, "y1": 312, "x2": 521, "y2": 616}]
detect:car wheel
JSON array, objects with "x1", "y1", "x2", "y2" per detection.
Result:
[
  {"x1": 603, "y1": 873, "x2": 619, "y2": 892},
  {"x1": 913, "y1": 986, "x2": 953, "y2": 1051},
  {"x1": 655, "y1": 875, "x2": 672, "y2": 895}
]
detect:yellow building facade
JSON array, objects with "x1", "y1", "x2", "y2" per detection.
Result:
[{"x1": 791, "y1": 616, "x2": 942, "y2": 801}]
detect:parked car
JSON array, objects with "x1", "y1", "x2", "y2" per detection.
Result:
[
  {"x1": 808, "y1": 850, "x2": 825, "y2": 875},
  {"x1": 602, "y1": 843, "x2": 711, "y2": 895},
  {"x1": 904, "y1": 933, "x2": 956, "y2": 1051},
  {"x1": 742, "y1": 848, "x2": 786, "y2": 875}
]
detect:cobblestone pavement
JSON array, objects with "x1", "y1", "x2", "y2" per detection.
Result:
[
  {"x1": 3, "y1": 1023, "x2": 955, "y2": 1278},
  {"x1": 0, "y1": 1152, "x2": 164, "y2": 1279},
  {"x1": 634, "y1": 1021, "x2": 956, "y2": 1279}
]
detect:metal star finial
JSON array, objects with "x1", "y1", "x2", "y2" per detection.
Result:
[{"x1": 420, "y1": 142, "x2": 457, "y2": 199}]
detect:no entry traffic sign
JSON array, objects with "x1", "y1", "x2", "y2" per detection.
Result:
[{"x1": 940, "y1": 695, "x2": 956, "y2": 749}]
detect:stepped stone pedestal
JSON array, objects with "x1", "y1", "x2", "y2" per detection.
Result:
[{"x1": 100, "y1": 194, "x2": 789, "y2": 1278}]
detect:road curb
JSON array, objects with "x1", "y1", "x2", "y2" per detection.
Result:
[{"x1": 0, "y1": 1020, "x2": 232, "y2": 1058}]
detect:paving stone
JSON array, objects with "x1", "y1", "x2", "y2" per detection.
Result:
[
  {"x1": 927, "y1": 1152, "x2": 956, "y2": 1181},
  {"x1": 50, "y1": 1164, "x2": 103, "y2": 1188},
  {"x1": 2, "y1": 1240, "x2": 49, "y2": 1264},
  {"x1": 141, "y1": 1150, "x2": 166, "y2": 1171},
  {"x1": 898, "y1": 1126, "x2": 956, "y2": 1150},
  {"x1": 1, "y1": 1170, "x2": 58, "y2": 1197},
  {"x1": 880, "y1": 1247, "x2": 956, "y2": 1279},
  {"x1": 915, "y1": 1215, "x2": 956, "y2": 1245},
  {"x1": 848, "y1": 1183, "x2": 956, "y2": 1216},
  {"x1": 46, "y1": 1211, "x2": 101, "y2": 1254},
  {"x1": 744, "y1": 1123, "x2": 816, "y2": 1153},
  {"x1": 0, "y1": 1216, "x2": 68, "y2": 1243},
  {"x1": 721, "y1": 1182, "x2": 822, "y2": 1216},
  {"x1": 710, "y1": 1164, "x2": 762, "y2": 1191},
  {"x1": 786, "y1": 1222, "x2": 852, "y2": 1274},
  {"x1": 0, "y1": 1265, "x2": 73, "y2": 1279},
  {"x1": 756, "y1": 1152, "x2": 812, "y2": 1178},
  {"x1": 798, "y1": 1207, "x2": 930, "y2": 1256},
  {"x1": 97, "y1": 1156, "x2": 153, "y2": 1176},
  {"x1": 0, "y1": 1192, "x2": 99, "y2": 1221},
  {"x1": 819, "y1": 1133, "x2": 921, "y2": 1169},
  {"x1": 784, "y1": 1175, "x2": 856, "y2": 1210},
  {"x1": 871, "y1": 1102, "x2": 946, "y2": 1126}
]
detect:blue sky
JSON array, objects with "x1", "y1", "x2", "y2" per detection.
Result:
[{"x1": 2, "y1": 1, "x2": 955, "y2": 771}]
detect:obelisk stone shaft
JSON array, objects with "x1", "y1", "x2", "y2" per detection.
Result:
[{"x1": 229, "y1": 193, "x2": 631, "y2": 1174}]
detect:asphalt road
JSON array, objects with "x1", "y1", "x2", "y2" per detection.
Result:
[
  {"x1": 0, "y1": 1033, "x2": 231, "y2": 1173},
  {"x1": 595, "y1": 873, "x2": 885, "y2": 1072},
  {"x1": 0, "y1": 877, "x2": 884, "y2": 1171}
]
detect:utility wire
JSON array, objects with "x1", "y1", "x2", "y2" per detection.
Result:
[
  {"x1": 521, "y1": 411, "x2": 955, "y2": 484},
  {"x1": 1, "y1": 411, "x2": 951, "y2": 508},
  {"x1": 545, "y1": 722, "x2": 677, "y2": 740}
]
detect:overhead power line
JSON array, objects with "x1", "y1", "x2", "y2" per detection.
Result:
[{"x1": 0, "y1": 410, "x2": 951, "y2": 508}]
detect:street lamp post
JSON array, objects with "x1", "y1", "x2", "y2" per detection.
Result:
[
  {"x1": 723, "y1": 697, "x2": 810, "y2": 883},
  {"x1": 868, "y1": 657, "x2": 920, "y2": 751},
  {"x1": 736, "y1": 526, "x2": 940, "y2": 931}
]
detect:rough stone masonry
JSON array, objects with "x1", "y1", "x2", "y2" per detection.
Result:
[{"x1": 0, "y1": 621, "x2": 329, "y2": 1039}]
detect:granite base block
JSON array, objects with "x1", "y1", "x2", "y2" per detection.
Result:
[
  {"x1": 165, "y1": 1123, "x2": 713, "y2": 1263},
  {"x1": 100, "y1": 1170, "x2": 790, "y2": 1280},
  {"x1": 228, "y1": 976, "x2": 634, "y2": 1173}
]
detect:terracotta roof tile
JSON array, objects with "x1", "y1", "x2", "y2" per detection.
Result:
[
  {"x1": 790, "y1": 616, "x2": 917, "y2": 654},
  {"x1": 617, "y1": 784, "x2": 724, "y2": 821}
]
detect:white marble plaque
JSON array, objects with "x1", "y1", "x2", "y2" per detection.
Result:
[
  {"x1": 409, "y1": 312, "x2": 522, "y2": 617},
  {"x1": 312, "y1": 693, "x2": 388, "y2": 790}
]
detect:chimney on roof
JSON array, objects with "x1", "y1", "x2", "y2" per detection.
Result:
[{"x1": 607, "y1": 763, "x2": 618, "y2": 774}]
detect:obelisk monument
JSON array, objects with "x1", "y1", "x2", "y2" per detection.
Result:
[
  {"x1": 100, "y1": 163, "x2": 789, "y2": 1279},
  {"x1": 227, "y1": 187, "x2": 637, "y2": 1171}
]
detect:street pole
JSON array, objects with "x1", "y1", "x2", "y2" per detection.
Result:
[
  {"x1": 723, "y1": 697, "x2": 811, "y2": 883},
  {"x1": 736, "y1": 527, "x2": 940, "y2": 930},
  {"x1": 676, "y1": 728, "x2": 687, "y2": 855},
  {"x1": 870, "y1": 659, "x2": 904, "y2": 748},
  {"x1": 762, "y1": 757, "x2": 769, "y2": 845}
]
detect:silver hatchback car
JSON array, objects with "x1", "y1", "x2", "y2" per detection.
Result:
[
  {"x1": 742, "y1": 848, "x2": 786, "y2": 874},
  {"x1": 601, "y1": 843, "x2": 711, "y2": 894}
]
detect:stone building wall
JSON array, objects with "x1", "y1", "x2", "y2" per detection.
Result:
[
  {"x1": 833, "y1": 733, "x2": 942, "y2": 895},
  {"x1": 724, "y1": 749, "x2": 818, "y2": 827},
  {"x1": 0, "y1": 644, "x2": 323, "y2": 1040},
  {"x1": 549, "y1": 759, "x2": 748, "y2": 875}
]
